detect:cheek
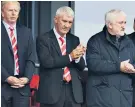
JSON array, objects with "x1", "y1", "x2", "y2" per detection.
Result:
[
  {"x1": 69, "y1": 24, "x2": 72, "y2": 28},
  {"x1": 115, "y1": 26, "x2": 120, "y2": 31},
  {"x1": 6, "y1": 13, "x2": 12, "y2": 18},
  {"x1": 59, "y1": 23, "x2": 64, "y2": 29},
  {"x1": 16, "y1": 12, "x2": 19, "y2": 16},
  {"x1": 2, "y1": 12, "x2": 8, "y2": 18}
]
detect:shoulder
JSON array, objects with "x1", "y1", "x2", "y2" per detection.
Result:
[
  {"x1": 87, "y1": 31, "x2": 103, "y2": 44},
  {"x1": 38, "y1": 30, "x2": 53, "y2": 39},
  {"x1": 128, "y1": 32, "x2": 135, "y2": 39},
  {"x1": 17, "y1": 24, "x2": 32, "y2": 35},
  {"x1": 36, "y1": 30, "x2": 53, "y2": 44},
  {"x1": 67, "y1": 33, "x2": 79, "y2": 40}
]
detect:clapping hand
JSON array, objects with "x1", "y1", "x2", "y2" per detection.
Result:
[
  {"x1": 120, "y1": 59, "x2": 135, "y2": 73},
  {"x1": 70, "y1": 44, "x2": 86, "y2": 60}
]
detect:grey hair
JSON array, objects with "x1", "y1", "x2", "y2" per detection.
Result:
[
  {"x1": 56, "y1": 6, "x2": 74, "y2": 18},
  {"x1": 105, "y1": 9, "x2": 126, "y2": 27},
  {"x1": 1, "y1": 1, "x2": 21, "y2": 11}
]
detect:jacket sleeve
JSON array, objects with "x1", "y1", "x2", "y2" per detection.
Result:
[
  {"x1": 72, "y1": 37, "x2": 85, "y2": 71},
  {"x1": 1, "y1": 65, "x2": 10, "y2": 83},
  {"x1": 130, "y1": 41, "x2": 135, "y2": 80},
  {"x1": 36, "y1": 35, "x2": 71, "y2": 69},
  {"x1": 24, "y1": 30, "x2": 35, "y2": 80},
  {"x1": 74, "y1": 57, "x2": 85, "y2": 71},
  {"x1": 86, "y1": 37, "x2": 120, "y2": 75}
]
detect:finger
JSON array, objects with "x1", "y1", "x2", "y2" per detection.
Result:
[
  {"x1": 131, "y1": 68, "x2": 135, "y2": 72},
  {"x1": 18, "y1": 84, "x2": 25, "y2": 88},
  {"x1": 11, "y1": 86, "x2": 19, "y2": 88},
  {"x1": 125, "y1": 59, "x2": 130, "y2": 63}
]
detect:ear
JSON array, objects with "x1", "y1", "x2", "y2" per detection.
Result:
[
  {"x1": 54, "y1": 16, "x2": 58, "y2": 24},
  {"x1": 1, "y1": 11, "x2": 4, "y2": 18},
  {"x1": 108, "y1": 22, "x2": 113, "y2": 29}
]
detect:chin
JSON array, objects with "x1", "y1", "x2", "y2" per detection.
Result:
[
  {"x1": 62, "y1": 31, "x2": 68, "y2": 34},
  {"x1": 118, "y1": 32, "x2": 125, "y2": 36}
]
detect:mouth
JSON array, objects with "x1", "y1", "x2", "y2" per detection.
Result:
[
  {"x1": 63, "y1": 28, "x2": 69, "y2": 31},
  {"x1": 10, "y1": 17, "x2": 17, "y2": 19},
  {"x1": 121, "y1": 28, "x2": 125, "y2": 31}
]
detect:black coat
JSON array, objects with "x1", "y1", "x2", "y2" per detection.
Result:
[
  {"x1": 36, "y1": 30, "x2": 85, "y2": 104},
  {"x1": 128, "y1": 32, "x2": 135, "y2": 106},
  {"x1": 86, "y1": 26, "x2": 135, "y2": 107},
  {"x1": 1, "y1": 22, "x2": 35, "y2": 99},
  {"x1": 129, "y1": 32, "x2": 135, "y2": 45}
]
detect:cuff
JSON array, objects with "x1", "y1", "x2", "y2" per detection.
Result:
[
  {"x1": 75, "y1": 57, "x2": 81, "y2": 63},
  {"x1": 69, "y1": 55, "x2": 72, "y2": 62}
]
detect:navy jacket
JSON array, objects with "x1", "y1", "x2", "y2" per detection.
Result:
[
  {"x1": 1, "y1": 22, "x2": 35, "y2": 99},
  {"x1": 86, "y1": 26, "x2": 135, "y2": 107}
]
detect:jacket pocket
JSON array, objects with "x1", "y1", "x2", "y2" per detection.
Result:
[{"x1": 91, "y1": 76, "x2": 110, "y2": 88}]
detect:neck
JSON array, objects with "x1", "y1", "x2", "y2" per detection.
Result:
[
  {"x1": 3, "y1": 20, "x2": 16, "y2": 27},
  {"x1": 107, "y1": 29, "x2": 116, "y2": 36}
]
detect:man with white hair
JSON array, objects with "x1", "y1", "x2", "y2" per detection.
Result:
[
  {"x1": 86, "y1": 9, "x2": 135, "y2": 107},
  {"x1": 36, "y1": 6, "x2": 86, "y2": 107}
]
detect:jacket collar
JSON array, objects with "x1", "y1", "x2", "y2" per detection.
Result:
[{"x1": 103, "y1": 26, "x2": 130, "y2": 50}]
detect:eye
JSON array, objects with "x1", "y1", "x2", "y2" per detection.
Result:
[
  {"x1": 14, "y1": 9, "x2": 18, "y2": 12},
  {"x1": 69, "y1": 21, "x2": 73, "y2": 24},
  {"x1": 117, "y1": 21, "x2": 126, "y2": 25},
  {"x1": 8, "y1": 9, "x2": 13, "y2": 12},
  {"x1": 62, "y1": 20, "x2": 67, "y2": 23}
]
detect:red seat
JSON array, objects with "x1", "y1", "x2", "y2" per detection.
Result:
[{"x1": 30, "y1": 75, "x2": 40, "y2": 107}]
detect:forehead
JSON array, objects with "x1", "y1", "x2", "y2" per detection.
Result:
[
  {"x1": 3, "y1": 2, "x2": 19, "y2": 10},
  {"x1": 115, "y1": 14, "x2": 126, "y2": 22},
  {"x1": 59, "y1": 14, "x2": 73, "y2": 21}
]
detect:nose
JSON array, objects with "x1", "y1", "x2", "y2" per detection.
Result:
[
  {"x1": 122, "y1": 22, "x2": 126, "y2": 29},
  {"x1": 65, "y1": 22, "x2": 71, "y2": 28},
  {"x1": 12, "y1": 10, "x2": 17, "y2": 15}
]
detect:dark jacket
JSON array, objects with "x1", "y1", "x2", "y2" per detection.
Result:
[
  {"x1": 129, "y1": 32, "x2": 135, "y2": 45},
  {"x1": 86, "y1": 26, "x2": 135, "y2": 107},
  {"x1": 128, "y1": 32, "x2": 135, "y2": 107},
  {"x1": 1, "y1": 22, "x2": 35, "y2": 99},
  {"x1": 36, "y1": 30, "x2": 85, "y2": 104}
]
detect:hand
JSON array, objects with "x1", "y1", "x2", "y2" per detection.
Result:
[
  {"x1": 70, "y1": 44, "x2": 86, "y2": 60},
  {"x1": 70, "y1": 49, "x2": 81, "y2": 60},
  {"x1": 11, "y1": 77, "x2": 29, "y2": 88},
  {"x1": 7, "y1": 76, "x2": 21, "y2": 86},
  {"x1": 19, "y1": 77, "x2": 29, "y2": 85},
  {"x1": 11, "y1": 84, "x2": 25, "y2": 88},
  {"x1": 76, "y1": 44, "x2": 87, "y2": 55},
  {"x1": 120, "y1": 59, "x2": 135, "y2": 73},
  {"x1": 7, "y1": 76, "x2": 25, "y2": 88}
]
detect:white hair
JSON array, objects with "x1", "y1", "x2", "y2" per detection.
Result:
[
  {"x1": 105, "y1": 9, "x2": 126, "y2": 27},
  {"x1": 1, "y1": 1, "x2": 21, "y2": 11},
  {"x1": 56, "y1": 6, "x2": 74, "y2": 18}
]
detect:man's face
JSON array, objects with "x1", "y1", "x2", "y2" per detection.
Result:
[
  {"x1": 54, "y1": 14, "x2": 73, "y2": 36},
  {"x1": 110, "y1": 15, "x2": 126, "y2": 36},
  {"x1": 2, "y1": 2, "x2": 20, "y2": 25}
]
